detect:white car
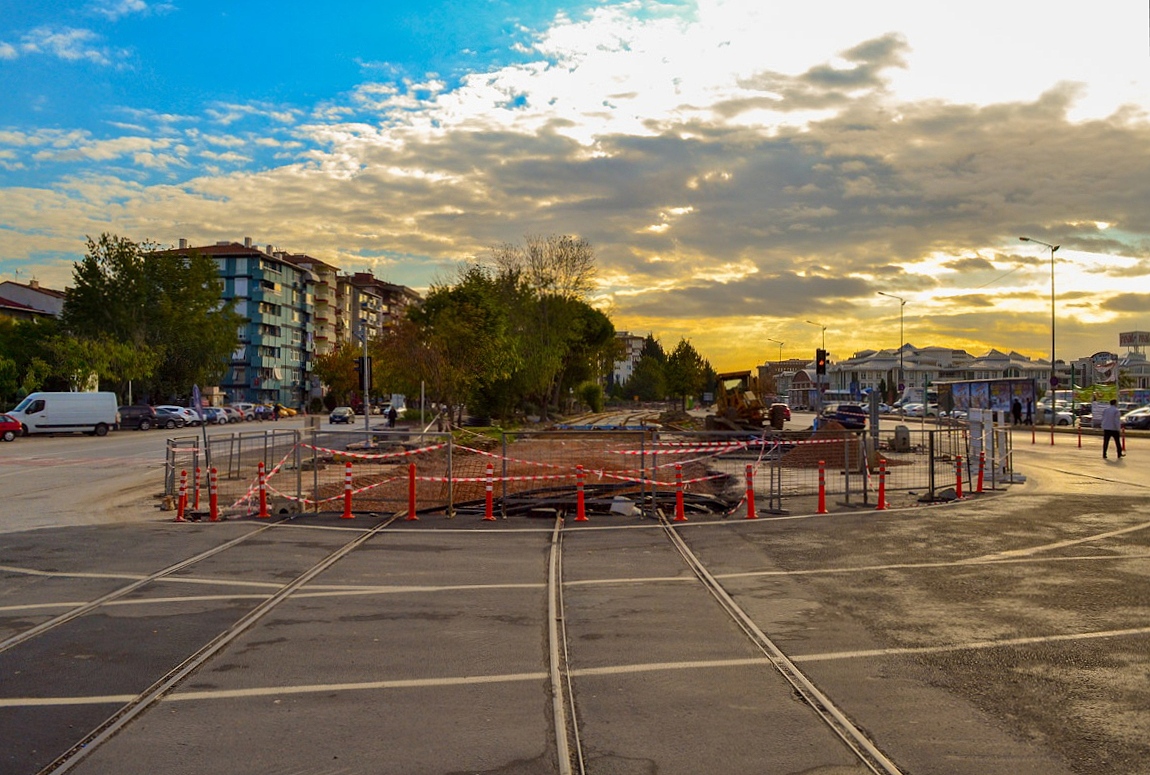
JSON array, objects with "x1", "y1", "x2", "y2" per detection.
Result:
[
  {"x1": 200, "y1": 407, "x2": 229, "y2": 425},
  {"x1": 1036, "y1": 405, "x2": 1073, "y2": 426},
  {"x1": 230, "y1": 402, "x2": 257, "y2": 421},
  {"x1": 155, "y1": 405, "x2": 202, "y2": 427}
]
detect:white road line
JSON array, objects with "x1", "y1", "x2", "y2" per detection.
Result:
[
  {"x1": 7, "y1": 622, "x2": 1147, "y2": 709},
  {"x1": 965, "y1": 520, "x2": 1150, "y2": 562}
]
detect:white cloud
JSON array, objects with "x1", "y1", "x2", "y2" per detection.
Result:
[
  {"x1": 90, "y1": 0, "x2": 175, "y2": 21},
  {"x1": 1, "y1": 26, "x2": 127, "y2": 66}
]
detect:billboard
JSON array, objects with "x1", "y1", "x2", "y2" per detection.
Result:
[{"x1": 1119, "y1": 331, "x2": 1150, "y2": 347}]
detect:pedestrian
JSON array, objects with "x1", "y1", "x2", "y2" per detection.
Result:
[
  {"x1": 1025, "y1": 399, "x2": 1033, "y2": 426},
  {"x1": 1101, "y1": 399, "x2": 1123, "y2": 459},
  {"x1": 387, "y1": 405, "x2": 397, "y2": 428},
  {"x1": 1012, "y1": 398, "x2": 1022, "y2": 425}
]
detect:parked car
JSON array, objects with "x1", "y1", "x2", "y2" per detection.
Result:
[
  {"x1": 155, "y1": 405, "x2": 201, "y2": 427},
  {"x1": 1036, "y1": 406, "x2": 1073, "y2": 426},
  {"x1": 329, "y1": 406, "x2": 355, "y2": 424},
  {"x1": 822, "y1": 403, "x2": 867, "y2": 429},
  {"x1": 231, "y1": 402, "x2": 257, "y2": 421},
  {"x1": 118, "y1": 404, "x2": 156, "y2": 431},
  {"x1": 153, "y1": 407, "x2": 186, "y2": 429},
  {"x1": 200, "y1": 406, "x2": 229, "y2": 425},
  {"x1": 1121, "y1": 405, "x2": 1150, "y2": 430},
  {"x1": 221, "y1": 406, "x2": 244, "y2": 423},
  {"x1": 0, "y1": 413, "x2": 21, "y2": 441},
  {"x1": 7, "y1": 391, "x2": 119, "y2": 437}
]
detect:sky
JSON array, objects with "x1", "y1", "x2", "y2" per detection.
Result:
[{"x1": 2, "y1": 0, "x2": 1150, "y2": 372}]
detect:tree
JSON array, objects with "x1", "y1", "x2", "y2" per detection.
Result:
[
  {"x1": 63, "y1": 234, "x2": 241, "y2": 399},
  {"x1": 313, "y1": 340, "x2": 362, "y2": 406},
  {"x1": 626, "y1": 355, "x2": 667, "y2": 402},
  {"x1": 665, "y1": 338, "x2": 709, "y2": 411}
]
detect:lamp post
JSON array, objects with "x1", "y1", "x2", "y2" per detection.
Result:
[
  {"x1": 766, "y1": 337, "x2": 784, "y2": 403},
  {"x1": 805, "y1": 320, "x2": 826, "y2": 414},
  {"x1": 877, "y1": 291, "x2": 906, "y2": 412},
  {"x1": 1020, "y1": 236, "x2": 1060, "y2": 439}
]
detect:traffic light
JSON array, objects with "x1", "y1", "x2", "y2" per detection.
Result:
[
  {"x1": 353, "y1": 356, "x2": 373, "y2": 386},
  {"x1": 815, "y1": 348, "x2": 827, "y2": 375}
]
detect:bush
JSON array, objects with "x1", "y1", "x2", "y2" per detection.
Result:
[{"x1": 577, "y1": 381, "x2": 603, "y2": 413}]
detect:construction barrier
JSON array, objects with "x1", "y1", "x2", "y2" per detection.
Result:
[
  {"x1": 162, "y1": 424, "x2": 992, "y2": 521},
  {"x1": 257, "y1": 461, "x2": 270, "y2": 518},
  {"x1": 209, "y1": 467, "x2": 219, "y2": 522},
  {"x1": 176, "y1": 470, "x2": 187, "y2": 522},
  {"x1": 955, "y1": 455, "x2": 963, "y2": 500},
  {"x1": 575, "y1": 465, "x2": 587, "y2": 522},
  {"x1": 976, "y1": 451, "x2": 985, "y2": 494},
  {"x1": 744, "y1": 464, "x2": 757, "y2": 519},
  {"x1": 876, "y1": 461, "x2": 887, "y2": 511},
  {"x1": 193, "y1": 466, "x2": 201, "y2": 511},
  {"x1": 674, "y1": 464, "x2": 687, "y2": 522},
  {"x1": 341, "y1": 462, "x2": 354, "y2": 520},
  {"x1": 483, "y1": 463, "x2": 495, "y2": 521},
  {"x1": 817, "y1": 460, "x2": 827, "y2": 514}
]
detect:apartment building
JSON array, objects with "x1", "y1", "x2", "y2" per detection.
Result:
[{"x1": 169, "y1": 239, "x2": 315, "y2": 407}]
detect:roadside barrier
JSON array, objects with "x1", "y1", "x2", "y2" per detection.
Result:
[
  {"x1": 744, "y1": 464, "x2": 757, "y2": 519},
  {"x1": 483, "y1": 463, "x2": 495, "y2": 521},
  {"x1": 817, "y1": 460, "x2": 827, "y2": 514},
  {"x1": 955, "y1": 456, "x2": 963, "y2": 499},
  {"x1": 876, "y1": 461, "x2": 887, "y2": 511},
  {"x1": 209, "y1": 468, "x2": 219, "y2": 522},
  {"x1": 257, "y1": 461, "x2": 269, "y2": 519},
  {"x1": 193, "y1": 466, "x2": 201, "y2": 511},
  {"x1": 176, "y1": 470, "x2": 187, "y2": 522},
  {"x1": 674, "y1": 464, "x2": 687, "y2": 522},
  {"x1": 406, "y1": 463, "x2": 418, "y2": 520},
  {"x1": 341, "y1": 462, "x2": 354, "y2": 519},
  {"x1": 575, "y1": 465, "x2": 588, "y2": 521},
  {"x1": 976, "y1": 451, "x2": 985, "y2": 494}
]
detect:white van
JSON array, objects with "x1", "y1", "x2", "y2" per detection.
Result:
[{"x1": 7, "y1": 392, "x2": 120, "y2": 437}]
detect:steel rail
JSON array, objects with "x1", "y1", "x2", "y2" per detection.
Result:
[
  {"x1": 657, "y1": 513, "x2": 906, "y2": 775},
  {"x1": 0, "y1": 520, "x2": 284, "y2": 655},
  {"x1": 38, "y1": 515, "x2": 400, "y2": 775}
]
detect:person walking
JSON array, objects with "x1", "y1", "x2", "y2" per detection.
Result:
[
  {"x1": 1012, "y1": 398, "x2": 1023, "y2": 425},
  {"x1": 1101, "y1": 399, "x2": 1124, "y2": 459}
]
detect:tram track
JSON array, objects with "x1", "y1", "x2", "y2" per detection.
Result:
[
  {"x1": 548, "y1": 511, "x2": 905, "y2": 775},
  {"x1": 20, "y1": 515, "x2": 400, "y2": 775}
]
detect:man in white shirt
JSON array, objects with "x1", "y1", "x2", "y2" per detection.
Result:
[{"x1": 1100, "y1": 399, "x2": 1124, "y2": 459}]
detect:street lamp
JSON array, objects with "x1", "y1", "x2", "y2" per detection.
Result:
[
  {"x1": 1020, "y1": 236, "x2": 1060, "y2": 437},
  {"x1": 876, "y1": 291, "x2": 906, "y2": 410},
  {"x1": 766, "y1": 337, "x2": 784, "y2": 362}
]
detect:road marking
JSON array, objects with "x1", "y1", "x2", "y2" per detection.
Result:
[
  {"x1": 6, "y1": 622, "x2": 1148, "y2": 709},
  {"x1": 965, "y1": 520, "x2": 1150, "y2": 562}
]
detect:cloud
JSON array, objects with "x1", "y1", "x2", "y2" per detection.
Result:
[
  {"x1": 0, "y1": 26, "x2": 128, "y2": 66},
  {"x1": 89, "y1": 0, "x2": 175, "y2": 21}
]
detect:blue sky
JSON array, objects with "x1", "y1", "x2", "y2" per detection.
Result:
[{"x1": 3, "y1": 0, "x2": 1150, "y2": 369}]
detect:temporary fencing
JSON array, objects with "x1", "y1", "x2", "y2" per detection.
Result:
[{"x1": 163, "y1": 421, "x2": 1007, "y2": 520}]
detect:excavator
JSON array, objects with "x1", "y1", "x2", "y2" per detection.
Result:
[{"x1": 705, "y1": 370, "x2": 767, "y2": 431}]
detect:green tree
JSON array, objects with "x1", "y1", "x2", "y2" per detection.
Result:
[
  {"x1": 313, "y1": 340, "x2": 362, "y2": 406},
  {"x1": 63, "y1": 234, "x2": 241, "y2": 399},
  {"x1": 665, "y1": 338, "x2": 709, "y2": 411},
  {"x1": 626, "y1": 355, "x2": 667, "y2": 402}
]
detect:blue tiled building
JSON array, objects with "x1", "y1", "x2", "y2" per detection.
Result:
[{"x1": 173, "y1": 239, "x2": 315, "y2": 408}]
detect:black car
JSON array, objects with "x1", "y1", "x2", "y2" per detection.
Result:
[
  {"x1": 329, "y1": 406, "x2": 355, "y2": 424},
  {"x1": 118, "y1": 404, "x2": 156, "y2": 430},
  {"x1": 822, "y1": 403, "x2": 867, "y2": 429}
]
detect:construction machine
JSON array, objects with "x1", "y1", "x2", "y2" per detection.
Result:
[{"x1": 705, "y1": 370, "x2": 767, "y2": 431}]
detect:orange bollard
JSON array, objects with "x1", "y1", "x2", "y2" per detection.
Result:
[
  {"x1": 483, "y1": 462, "x2": 495, "y2": 521},
  {"x1": 876, "y1": 460, "x2": 887, "y2": 510},
  {"x1": 955, "y1": 455, "x2": 963, "y2": 499},
  {"x1": 744, "y1": 464, "x2": 757, "y2": 519},
  {"x1": 674, "y1": 464, "x2": 687, "y2": 521},
  {"x1": 257, "y1": 461, "x2": 270, "y2": 518},
  {"x1": 817, "y1": 460, "x2": 827, "y2": 514},
  {"x1": 406, "y1": 462, "x2": 418, "y2": 520},
  {"x1": 193, "y1": 466, "x2": 201, "y2": 511},
  {"x1": 1077, "y1": 422, "x2": 1082, "y2": 448},
  {"x1": 976, "y1": 450, "x2": 985, "y2": 494},
  {"x1": 1121, "y1": 425, "x2": 1127, "y2": 454},
  {"x1": 208, "y1": 467, "x2": 219, "y2": 521},
  {"x1": 176, "y1": 469, "x2": 188, "y2": 522},
  {"x1": 341, "y1": 461, "x2": 354, "y2": 519},
  {"x1": 1031, "y1": 424, "x2": 1036, "y2": 445},
  {"x1": 574, "y1": 465, "x2": 587, "y2": 521}
]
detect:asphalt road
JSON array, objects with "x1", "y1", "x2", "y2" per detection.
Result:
[{"x1": 0, "y1": 425, "x2": 1146, "y2": 774}]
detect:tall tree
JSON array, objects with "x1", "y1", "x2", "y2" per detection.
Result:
[
  {"x1": 665, "y1": 338, "x2": 709, "y2": 411},
  {"x1": 63, "y1": 234, "x2": 241, "y2": 399}
]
